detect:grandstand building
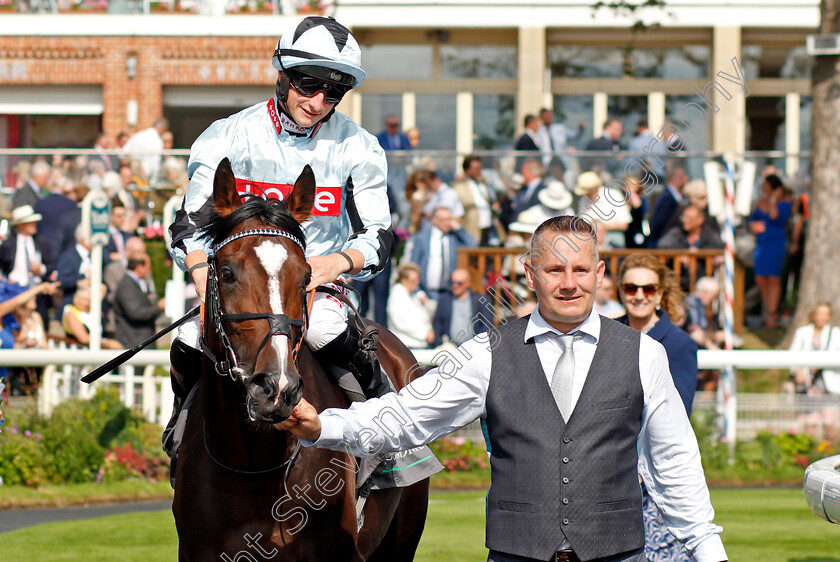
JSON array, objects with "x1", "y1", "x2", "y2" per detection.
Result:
[{"x1": 0, "y1": 0, "x2": 819, "y2": 178}]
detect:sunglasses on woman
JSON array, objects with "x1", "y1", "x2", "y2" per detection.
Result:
[
  {"x1": 286, "y1": 70, "x2": 351, "y2": 104},
  {"x1": 620, "y1": 283, "x2": 659, "y2": 298}
]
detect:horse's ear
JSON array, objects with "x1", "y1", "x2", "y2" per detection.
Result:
[
  {"x1": 213, "y1": 158, "x2": 242, "y2": 217},
  {"x1": 285, "y1": 165, "x2": 316, "y2": 224}
]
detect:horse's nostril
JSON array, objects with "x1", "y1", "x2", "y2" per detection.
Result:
[
  {"x1": 248, "y1": 372, "x2": 277, "y2": 399},
  {"x1": 282, "y1": 377, "x2": 303, "y2": 404}
]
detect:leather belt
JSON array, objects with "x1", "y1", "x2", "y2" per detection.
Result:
[{"x1": 553, "y1": 550, "x2": 581, "y2": 562}]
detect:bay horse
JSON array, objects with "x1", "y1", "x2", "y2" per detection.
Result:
[{"x1": 173, "y1": 158, "x2": 429, "y2": 561}]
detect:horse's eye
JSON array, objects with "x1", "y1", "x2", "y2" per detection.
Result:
[{"x1": 219, "y1": 265, "x2": 235, "y2": 283}]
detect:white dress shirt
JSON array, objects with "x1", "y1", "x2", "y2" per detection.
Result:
[
  {"x1": 311, "y1": 305, "x2": 727, "y2": 561},
  {"x1": 10, "y1": 234, "x2": 42, "y2": 286},
  {"x1": 424, "y1": 183, "x2": 465, "y2": 218}
]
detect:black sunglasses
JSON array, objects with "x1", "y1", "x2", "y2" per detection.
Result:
[
  {"x1": 286, "y1": 70, "x2": 351, "y2": 104},
  {"x1": 620, "y1": 283, "x2": 659, "y2": 298}
]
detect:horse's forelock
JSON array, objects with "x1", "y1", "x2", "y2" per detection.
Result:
[{"x1": 197, "y1": 197, "x2": 306, "y2": 249}]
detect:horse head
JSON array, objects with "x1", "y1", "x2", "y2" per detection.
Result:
[{"x1": 198, "y1": 157, "x2": 316, "y2": 423}]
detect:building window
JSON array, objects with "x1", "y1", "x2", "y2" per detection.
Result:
[
  {"x1": 473, "y1": 94, "x2": 515, "y2": 149},
  {"x1": 549, "y1": 46, "x2": 623, "y2": 78},
  {"x1": 632, "y1": 46, "x2": 709, "y2": 79},
  {"x1": 360, "y1": 45, "x2": 433, "y2": 80},
  {"x1": 666, "y1": 95, "x2": 710, "y2": 179},
  {"x1": 361, "y1": 94, "x2": 402, "y2": 138},
  {"x1": 549, "y1": 45, "x2": 709, "y2": 79},
  {"x1": 742, "y1": 45, "x2": 811, "y2": 79},
  {"x1": 608, "y1": 95, "x2": 648, "y2": 148},
  {"x1": 439, "y1": 45, "x2": 517, "y2": 79},
  {"x1": 552, "y1": 95, "x2": 594, "y2": 149}
]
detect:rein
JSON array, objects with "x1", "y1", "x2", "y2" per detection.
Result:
[
  {"x1": 200, "y1": 226, "x2": 309, "y2": 482},
  {"x1": 202, "y1": 228, "x2": 308, "y2": 382}
]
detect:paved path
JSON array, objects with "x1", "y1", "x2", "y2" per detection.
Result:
[{"x1": 0, "y1": 500, "x2": 171, "y2": 533}]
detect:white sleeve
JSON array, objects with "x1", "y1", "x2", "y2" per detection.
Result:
[
  {"x1": 169, "y1": 119, "x2": 232, "y2": 270},
  {"x1": 342, "y1": 130, "x2": 393, "y2": 281},
  {"x1": 636, "y1": 337, "x2": 727, "y2": 562},
  {"x1": 309, "y1": 335, "x2": 492, "y2": 456}
]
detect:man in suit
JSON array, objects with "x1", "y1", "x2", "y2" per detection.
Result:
[
  {"x1": 0, "y1": 205, "x2": 51, "y2": 326},
  {"x1": 515, "y1": 114, "x2": 542, "y2": 173},
  {"x1": 279, "y1": 215, "x2": 727, "y2": 562},
  {"x1": 503, "y1": 158, "x2": 546, "y2": 227},
  {"x1": 648, "y1": 167, "x2": 688, "y2": 248},
  {"x1": 56, "y1": 224, "x2": 104, "y2": 317},
  {"x1": 34, "y1": 177, "x2": 77, "y2": 273},
  {"x1": 114, "y1": 252, "x2": 165, "y2": 347},
  {"x1": 585, "y1": 118, "x2": 623, "y2": 178},
  {"x1": 375, "y1": 114, "x2": 412, "y2": 222},
  {"x1": 432, "y1": 268, "x2": 493, "y2": 347},
  {"x1": 408, "y1": 206, "x2": 477, "y2": 300},
  {"x1": 12, "y1": 160, "x2": 48, "y2": 210},
  {"x1": 452, "y1": 155, "x2": 499, "y2": 245},
  {"x1": 375, "y1": 114, "x2": 411, "y2": 151},
  {"x1": 90, "y1": 133, "x2": 119, "y2": 172}
]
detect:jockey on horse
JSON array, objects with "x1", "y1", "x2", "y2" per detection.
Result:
[{"x1": 164, "y1": 16, "x2": 393, "y2": 456}]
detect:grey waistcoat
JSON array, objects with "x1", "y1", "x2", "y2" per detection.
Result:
[{"x1": 484, "y1": 315, "x2": 644, "y2": 561}]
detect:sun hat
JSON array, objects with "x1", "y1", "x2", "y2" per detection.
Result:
[
  {"x1": 10, "y1": 205, "x2": 42, "y2": 225},
  {"x1": 574, "y1": 171, "x2": 604, "y2": 196},
  {"x1": 537, "y1": 180, "x2": 573, "y2": 210}
]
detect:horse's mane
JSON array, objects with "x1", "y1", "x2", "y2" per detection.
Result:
[{"x1": 197, "y1": 196, "x2": 306, "y2": 250}]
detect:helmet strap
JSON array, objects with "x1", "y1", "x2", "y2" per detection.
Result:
[{"x1": 276, "y1": 74, "x2": 290, "y2": 105}]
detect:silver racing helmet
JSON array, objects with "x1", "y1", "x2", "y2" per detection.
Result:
[{"x1": 272, "y1": 16, "x2": 366, "y2": 89}]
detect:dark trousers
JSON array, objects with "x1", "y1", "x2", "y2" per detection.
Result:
[{"x1": 487, "y1": 548, "x2": 644, "y2": 562}]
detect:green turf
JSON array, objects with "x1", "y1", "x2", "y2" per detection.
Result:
[{"x1": 1, "y1": 488, "x2": 838, "y2": 561}]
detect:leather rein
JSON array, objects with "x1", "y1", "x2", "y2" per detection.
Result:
[{"x1": 200, "y1": 227, "x2": 312, "y2": 480}]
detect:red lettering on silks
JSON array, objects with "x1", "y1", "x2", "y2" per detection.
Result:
[{"x1": 234, "y1": 178, "x2": 342, "y2": 217}]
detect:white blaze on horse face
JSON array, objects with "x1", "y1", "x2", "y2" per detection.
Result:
[{"x1": 254, "y1": 240, "x2": 291, "y2": 388}]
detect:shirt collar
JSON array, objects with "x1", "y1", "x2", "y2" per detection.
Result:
[{"x1": 524, "y1": 303, "x2": 600, "y2": 344}]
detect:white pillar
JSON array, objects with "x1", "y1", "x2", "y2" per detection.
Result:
[
  {"x1": 343, "y1": 90, "x2": 362, "y2": 124},
  {"x1": 649, "y1": 91, "x2": 666, "y2": 136},
  {"x1": 712, "y1": 26, "x2": 745, "y2": 154},
  {"x1": 402, "y1": 92, "x2": 416, "y2": 130},
  {"x1": 142, "y1": 366, "x2": 156, "y2": 423},
  {"x1": 456, "y1": 91, "x2": 474, "y2": 168},
  {"x1": 593, "y1": 92, "x2": 608, "y2": 137},
  {"x1": 785, "y1": 92, "x2": 800, "y2": 179},
  {"x1": 516, "y1": 26, "x2": 547, "y2": 135}
]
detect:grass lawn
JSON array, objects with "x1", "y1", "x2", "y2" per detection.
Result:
[{"x1": 1, "y1": 488, "x2": 838, "y2": 561}]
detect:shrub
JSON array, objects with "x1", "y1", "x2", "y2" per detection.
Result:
[
  {"x1": 0, "y1": 429, "x2": 45, "y2": 486},
  {"x1": 429, "y1": 437, "x2": 489, "y2": 473}
]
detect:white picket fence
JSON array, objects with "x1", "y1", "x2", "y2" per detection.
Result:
[{"x1": 3, "y1": 348, "x2": 840, "y2": 438}]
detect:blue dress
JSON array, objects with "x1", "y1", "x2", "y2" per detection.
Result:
[{"x1": 749, "y1": 200, "x2": 791, "y2": 277}]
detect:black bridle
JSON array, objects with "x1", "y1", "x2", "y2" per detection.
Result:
[{"x1": 200, "y1": 228, "x2": 308, "y2": 382}]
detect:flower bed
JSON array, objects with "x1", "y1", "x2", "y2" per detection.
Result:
[{"x1": 0, "y1": 389, "x2": 168, "y2": 488}]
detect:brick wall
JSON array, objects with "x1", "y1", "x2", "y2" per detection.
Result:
[{"x1": 0, "y1": 36, "x2": 277, "y2": 136}]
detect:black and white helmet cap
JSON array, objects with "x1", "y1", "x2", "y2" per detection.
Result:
[{"x1": 272, "y1": 16, "x2": 365, "y2": 88}]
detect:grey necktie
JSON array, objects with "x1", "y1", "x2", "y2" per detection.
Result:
[{"x1": 551, "y1": 334, "x2": 576, "y2": 422}]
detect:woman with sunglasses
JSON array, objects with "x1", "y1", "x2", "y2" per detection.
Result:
[
  {"x1": 616, "y1": 253, "x2": 699, "y2": 562},
  {"x1": 165, "y1": 17, "x2": 394, "y2": 454}
]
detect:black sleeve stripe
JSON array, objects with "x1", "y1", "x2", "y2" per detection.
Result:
[
  {"x1": 344, "y1": 175, "x2": 365, "y2": 233},
  {"x1": 169, "y1": 197, "x2": 214, "y2": 254}
]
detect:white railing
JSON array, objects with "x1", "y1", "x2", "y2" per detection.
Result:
[
  {"x1": 4, "y1": 347, "x2": 840, "y2": 436},
  {"x1": 2, "y1": 342, "x2": 173, "y2": 426}
]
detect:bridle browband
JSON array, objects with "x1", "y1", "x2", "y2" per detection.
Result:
[{"x1": 202, "y1": 228, "x2": 309, "y2": 383}]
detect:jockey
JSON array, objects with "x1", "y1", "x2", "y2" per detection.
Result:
[{"x1": 164, "y1": 16, "x2": 393, "y2": 454}]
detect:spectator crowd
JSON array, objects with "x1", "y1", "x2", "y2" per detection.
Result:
[{"x1": 0, "y1": 111, "x2": 826, "y2": 396}]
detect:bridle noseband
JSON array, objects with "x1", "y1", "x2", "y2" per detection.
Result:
[{"x1": 201, "y1": 228, "x2": 309, "y2": 382}]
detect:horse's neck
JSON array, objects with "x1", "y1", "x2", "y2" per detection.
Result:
[{"x1": 201, "y1": 372, "x2": 291, "y2": 466}]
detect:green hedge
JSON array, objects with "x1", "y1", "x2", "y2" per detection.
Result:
[{"x1": 0, "y1": 389, "x2": 168, "y2": 487}]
